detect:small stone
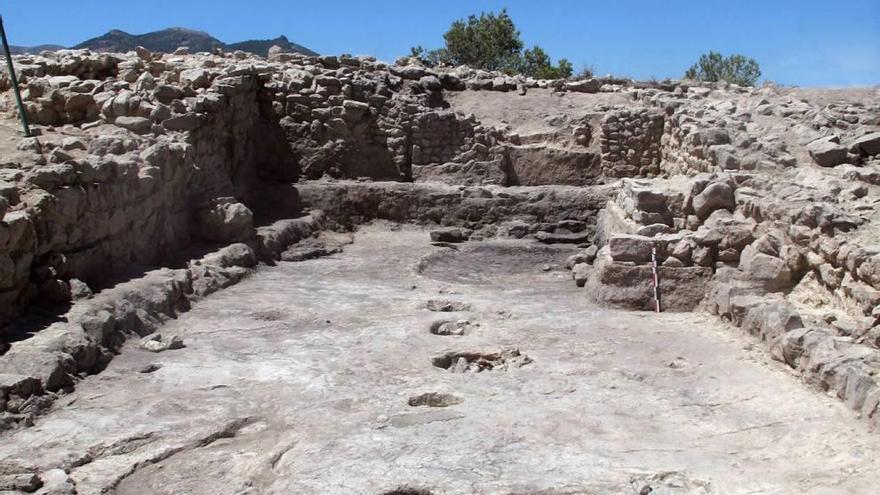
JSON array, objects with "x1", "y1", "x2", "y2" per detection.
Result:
[
  {"x1": 69, "y1": 278, "x2": 93, "y2": 300},
  {"x1": 572, "y1": 263, "x2": 590, "y2": 287},
  {"x1": 115, "y1": 116, "x2": 152, "y2": 134},
  {"x1": 163, "y1": 113, "x2": 202, "y2": 131},
  {"x1": 0, "y1": 473, "x2": 42, "y2": 492},
  {"x1": 139, "y1": 334, "x2": 185, "y2": 353},
  {"x1": 61, "y1": 137, "x2": 86, "y2": 151},
  {"x1": 430, "y1": 228, "x2": 469, "y2": 243}
]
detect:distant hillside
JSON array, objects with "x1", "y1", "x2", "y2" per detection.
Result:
[
  {"x1": 226, "y1": 35, "x2": 317, "y2": 57},
  {"x1": 10, "y1": 44, "x2": 65, "y2": 55},
  {"x1": 74, "y1": 28, "x2": 225, "y2": 53},
  {"x1": 48, "y1": 27, "x2": 318, "y2": 57}
]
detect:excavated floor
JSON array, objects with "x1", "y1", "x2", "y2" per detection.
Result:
[{"x1": 2, "y1": 224, "x2": 879, "y2": 494}]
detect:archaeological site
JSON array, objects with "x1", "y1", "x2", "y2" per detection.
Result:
[{"x1": 0, "y1": 14, "x2": 880, "y2": 495}]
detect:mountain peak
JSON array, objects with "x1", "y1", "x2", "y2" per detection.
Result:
[
  {"x1": 159, "y1": 27, "x2": 213, "y2": 36},
  {"x1": 66, "y1": 27, "x2": 317, "y2": 57}
]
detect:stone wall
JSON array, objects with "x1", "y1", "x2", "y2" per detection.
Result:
[
  {"x1": 599, "y1": 107, "x2": 664, "y2": 178},
  {"x1": 410, "y1": 110, "x2": 475, "y2": 165},
  {"x1": 294, "y1": 180, "x2": 613, "y2": 233},
  {"x1": 1, "y1": 72, "x2": 293, "y2": 327},
  {"x1": 265, "y1": 58, "x2": 505, "y2": 183}
]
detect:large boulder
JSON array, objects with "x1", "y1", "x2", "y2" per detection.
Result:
[
  {"x1": 179, "y1": 68, "x2": 210, "y2": 89},
  {"x1": 692, "y1": 182, "x2": 734, "y2": 220},
  {"x1": 196, "y1": 198, "x2": 254, "y2": 243},
  {"x1": 419, "y1": 75, "x2": 442, "y2": 92},
  {"x1": 692, "y1": 213, "x2": 755, "y2": 254},
  {"x1": 739, "y1": 244, "x2": 793, "y2": 291},
  {"x1": 565, "y1": 79, "x2": 600, "y2": 93},
  {"x1": 852, "y1": 132, "x2": 880, "y2": 156},
  {"x1": 153, "y1": 84, "x2": 184, "y2": 104},
  {"x1": 389, "y1": 65, "x2": 429, "y2": 80},
  {"x1": 729, "y1": 294, "x2": 804, "y2": 341},
  {"x1": 710, "y1": 145, "x2": 740, "y2": 170},
  {"x1": 619, "y1": 180, "x2": 668, "y2": 214},
  {"x1": 807, "y1": 137, "x2": 847, "y2": 167},
  {"x1": 616, "y1": 180, "x2": 673, "y2": 226},
  {"x1": 608, "y1": 234, "x2": 656, "y2": 263}
]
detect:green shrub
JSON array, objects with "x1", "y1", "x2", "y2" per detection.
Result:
[
  {"x1": 685, "y1": 51, "x2": 761, "y2": 86},
  {"x1": 520, "y1": 46, "x2": 573, "y2": 79},
  {"x1": 443, "y1": 9, "x2": 523, "y2": 71},
  {"x1": 413, "y1": 9, "x2": 576, "y2": 79}
]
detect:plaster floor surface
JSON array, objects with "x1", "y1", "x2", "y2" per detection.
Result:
[{"x1": 1, "y1": 225, "x2": 878, "y2": 495}]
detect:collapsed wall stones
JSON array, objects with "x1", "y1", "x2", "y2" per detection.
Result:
[{"x1": 1, "y1": 47, "x2": 879, "y2": 429}]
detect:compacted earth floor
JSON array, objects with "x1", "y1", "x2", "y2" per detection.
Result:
[{"x1": 2, "y1": 224, "x2": 879, "y2": 495}]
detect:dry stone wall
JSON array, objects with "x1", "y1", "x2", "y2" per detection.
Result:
[
  {"x1": 599, "y1": 107, "x2": 664, "y2": 178},
  {"x1": 295, "y1": 180, "x2": 612, "y2": 235},
  {"x1": 0, "y1": 58, "x2": 300, "y2": 327}
]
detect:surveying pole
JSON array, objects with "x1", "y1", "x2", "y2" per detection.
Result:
[{"x1": 0, "y1": 15, "x2": 31, "y2": 137}]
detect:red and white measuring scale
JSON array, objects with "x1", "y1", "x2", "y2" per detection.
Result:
[{"x1": 651, "y1": 246, "x2": 661, "y2": 313}]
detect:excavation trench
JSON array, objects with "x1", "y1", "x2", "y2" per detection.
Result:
[
  {"x1": 1, "y1": 224, "x2": 877, "y2": 494},
  {"x1": 4, "y1": 46, "x2": 880, "y2": 495}
]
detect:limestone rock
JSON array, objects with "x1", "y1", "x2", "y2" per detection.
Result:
[
  {"x1": 739, "y1": 245, "x2": 793, "y2": 291},
  {"x1": 153, "y1": 84, "x2": 184, "y2": 104},
  {"x1": 115, "y1": 116, "x2": 151, "y2": 134},
  {"x1": 139, "y1": 333, "x2": 184, "y2": 353},
  {"x1": 565, "y1": 79, "x2": 600, "y2": 93},
  {"x1": 163, "y1": 113, "x2": 202, "y2": 131},
  {"x1": 693, "y1": 182, "x2": 734, "y2": 220},
  {"x1": 419, "y1": 75, "x2": 442, "y2": 92},
  {"x1": 135, "y1": 45, "x2": 153, "y2": 61},
  {"x1": 807, "y1": 137, "x2": 847, "y2": 167},
  {"x1": 608, "y1": 234, "x2": 656, "y2": 263},
  {"x1": 852, "y1": 131, "x2": 880, "y2": 156},
  {"x1": 636, "y1": 223, "x2": 671, "y2": 237},
  {"x1": 0, "y1": 473, "x2": 42, "y2": 492},
  {"x1": 196, "y1": 198, "x2": 254, "y2": 243},
  {"x1": 572, "y1": 262, "x2": 590, "y2": 287},
  {"x1": 267, "y1": 45, "x2": 284, "y2": 59},
  {"x1": 430, "y1": 228, "x2": 469, "y2": 243}
]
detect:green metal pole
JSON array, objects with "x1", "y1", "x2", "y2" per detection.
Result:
[{"x1": 0, "y1": 15, "x2": 31, "y2": 137}]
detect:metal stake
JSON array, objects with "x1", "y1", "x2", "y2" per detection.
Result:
[{"x1": 0, "y1": 15, "x2": 31, "y2": 137}]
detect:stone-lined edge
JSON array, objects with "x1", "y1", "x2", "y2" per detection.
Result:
[
  {"x1": 704, "y1": 269, "x2": 880, "y2": 429},
  {"x1": 0, "y1": 212, "x2": 323, "y2": 428}
]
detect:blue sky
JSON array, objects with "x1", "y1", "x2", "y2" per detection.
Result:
[{"x1": 4, "y1": 0, "x2": 879, "y2": 87}]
